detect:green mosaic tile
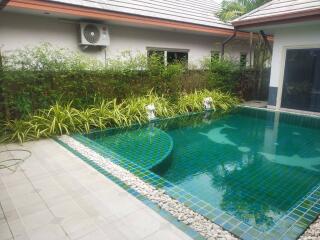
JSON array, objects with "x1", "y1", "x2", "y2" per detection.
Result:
[{"x1": 69, "y1": 107, "x2": 320, "y2": 240}]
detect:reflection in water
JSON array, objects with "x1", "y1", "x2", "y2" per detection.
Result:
[
  {"x1": 153, "y1": 109, "x2": 320, "y2": 231},
  {"x1": 87, "y1": 109, "x2": 320, "y2": 231}
]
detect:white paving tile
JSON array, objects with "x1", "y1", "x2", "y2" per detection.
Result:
[
  {"x1": 27, "y1": 224, "x2": 67, "y2": 240},
  {"x1": 77, "y1": 228, "x2": 108, "y2": 240},
  {"x1": 20, "y1": 209, "x2": 55, "y2": 230},
  {"x1": 11, "y1": 192, "x2": 43, "y2": 209},
  {"x1": 96, "y1": 219, "x2": 130, "y2": 240},
  {"x1": 60, "y1": 212, "x2": 99, "y2": 240},
  {"x1": 144, "y1": 228, "x2": 194, "y2": 240},
  {"x1": 0, "y1": 198, "x2": 15, "y2": 213},
  {"x1": 5, "y1": 182, "x2": 35, "y2": 197},
  {"x1": 116, "y1": 208, "x2": 166, "y2": 239},
  {"x1": 3, "y1": 209, "x2": 19, "y2": 222},
  {"x1": 17, "y1": 202, "x2": 48, "y2": 218},
  {"x1": 49, "y1": 199, "x2": 86, "y2": 219},
  {"x1": 0, "y1": 139, "x2": 193, "y2": 240},
  {"x1": 0, "y1": 221, "x2": 13, "y2": 240},
  {"x1": 5, "y1": 219, "x2": 28, "y2": 239}
]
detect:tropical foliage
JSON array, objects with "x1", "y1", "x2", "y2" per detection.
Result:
[
  {"x1": 217, "y1": 0, "x2": 272, "y2": 100},
  {"x1": 0, "y1": 44, "x2": 258, "y2": 121},
  {"x1": 217, "y1": 0, "x2": 270, "y2": 22},
  {"x1": 1, "y1": 90, "x2": 240, "y2": 143}
]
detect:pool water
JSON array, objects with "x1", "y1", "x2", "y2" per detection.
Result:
[
  {"x1": 84, "y1": 108, "x2": 320, "y2": 239},
  {"x1": 91, "y1": 127, "x2": 173, "y2": 169}
]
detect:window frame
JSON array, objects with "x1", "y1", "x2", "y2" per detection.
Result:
[{"x1": 147, "y1": 47, "x2": 189, "y2": 66}]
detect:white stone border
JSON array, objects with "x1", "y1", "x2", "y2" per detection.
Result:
[
  {"x1": 299, "y1": 217, "x2": 320, "y2": 240},
  {"x1": 59, "y1": 135, "x2": 237, "y2": 240}
]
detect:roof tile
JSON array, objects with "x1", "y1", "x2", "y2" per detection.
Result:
[{"x1": 47, "y1": 0, "x2": 232, "y2": 29}]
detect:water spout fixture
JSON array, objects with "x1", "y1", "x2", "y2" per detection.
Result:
[
  {"x1": 203, "y1": 97, "x2": 213, "y2": 110},
  {"x1": 146, "y1": 104, "x2": 156, "y2": 121}
]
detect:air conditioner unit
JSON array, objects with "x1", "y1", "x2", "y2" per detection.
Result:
[{"x1": 80, "y1": 22, "x2": 110, "y2": 47}]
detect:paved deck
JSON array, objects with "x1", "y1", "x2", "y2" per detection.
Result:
[{"x1": 0, "y1": 139, "x2": 192, "y2": 240}]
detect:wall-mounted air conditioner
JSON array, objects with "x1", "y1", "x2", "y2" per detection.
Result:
[{"x1": 79, "y1": 22, "x2": 110, "y2": 47}]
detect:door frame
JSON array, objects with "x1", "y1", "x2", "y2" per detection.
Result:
[{"x1": 276, "y1": 44, "x2": 320, "y2": 110}]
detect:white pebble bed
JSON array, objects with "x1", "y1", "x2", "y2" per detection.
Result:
[
  {"x1": 59, "y1": 135, "x2": 319, "y2": 240},
  {"x1": 299, "y1": 217, "x2": 320, "y2": 240}
]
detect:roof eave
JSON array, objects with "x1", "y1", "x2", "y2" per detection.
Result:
[
  {"x1": 5, "y1": 0, "x2": 252, "y2": 39},
  {"x1": 0, "y1": 0, "x2": 10, "y2": 10},
  {"x1": 232, "y1": 8, "x2": 320, "y2": 30}
]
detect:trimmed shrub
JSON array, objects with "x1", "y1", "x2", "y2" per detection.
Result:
[{"x1": 0, "y1": 44, "x2": 248, "y2": 121}]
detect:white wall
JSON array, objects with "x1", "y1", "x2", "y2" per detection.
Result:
[{"x1": 0, "y1": 12, "x2": 250, "y2": 67}]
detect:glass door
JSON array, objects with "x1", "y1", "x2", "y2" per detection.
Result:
[{"x1": 281, "y1": 48, "x2": 320, "y2": 112}]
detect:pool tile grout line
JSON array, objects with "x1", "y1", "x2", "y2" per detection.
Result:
[{"x1": 57, "y1": 134, "x2": 320, "y2": 240}]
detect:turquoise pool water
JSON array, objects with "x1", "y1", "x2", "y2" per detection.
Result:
[{"x1": 83, "y1": 108, "x2": 320, "y2": 239}]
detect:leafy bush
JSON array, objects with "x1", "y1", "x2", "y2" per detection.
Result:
[
  {"x1": 0, "y1": 44, "x2": 252, "y2": 121},
  {"x1": 1, "y1": 90, "x2": 240, "y2": 143},
  {"x1": 1, "y1": 45, "x2": 190, "y2": 120},
  {"x1": 203, "y1": 58, "x2": 241, "y2": 92},
  {"x1": 1, "y1": 44, "x2": 272, "y2": 143}
]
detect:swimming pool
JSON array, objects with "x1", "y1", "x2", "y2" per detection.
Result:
[{"x1": 74, "y1": 107, "x2": 320, "y2": 239}]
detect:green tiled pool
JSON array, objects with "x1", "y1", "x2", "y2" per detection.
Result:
[{"x1": 78, "y1": 107, "x2": 320, "y2": 240}]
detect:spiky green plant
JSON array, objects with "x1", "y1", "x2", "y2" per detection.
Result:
[
  {"x1": 176, "y1": 90, "x2": 240, "y2": 114},
  {"x1": 123, "y1": 91, "x2": 174, "y2": 125},
  {"x1": 1, "y1": 91, "x2": 240, "y2": 143},
  {"x1": 3, "y1": 119, "x2": 36, "y2": 143}
]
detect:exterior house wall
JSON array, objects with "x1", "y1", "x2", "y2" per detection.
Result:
[
  {"x1": 0, "y1": 12, "x2": 250, "y2": 67},
  {"x1": 268, "y1": 24, "x2": 320, "y2": 108}
]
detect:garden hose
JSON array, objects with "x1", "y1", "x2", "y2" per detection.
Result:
[{"x1": 0, "y1": 149, "x2": 31, "y2": 172}]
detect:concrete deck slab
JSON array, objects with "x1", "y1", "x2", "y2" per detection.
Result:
[{"x1": 0, "y1": 139, "x2": 193, "y2": 240}]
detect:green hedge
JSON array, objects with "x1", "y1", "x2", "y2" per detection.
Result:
[{"x1": 0, "y1": 44, "x2": 253, "y2": 121}]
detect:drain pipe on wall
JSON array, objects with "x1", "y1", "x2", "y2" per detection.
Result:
[{"x1": 221, "y1": 30, "x2": 237, "y2": 59}]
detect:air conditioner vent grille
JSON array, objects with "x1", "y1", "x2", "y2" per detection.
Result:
[{"x1": 83, "y1": 24, "x2": 100, "y2": 44}]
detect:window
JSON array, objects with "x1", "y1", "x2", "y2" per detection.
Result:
[
  {"x1": 211, "y1": 51, "x2": 220, "y2": 61},
  {"x1": 167, "y1": 51, "x2": 188, "y2": 65},
  {"x1": 240, "y1": 53, "x2": 247, "y2": 67},
  {"x1": 147, "y1": 48, "x2": 188, "y2": 66}
]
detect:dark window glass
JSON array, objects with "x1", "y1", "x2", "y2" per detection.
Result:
[
  {"x1": 240, "y1": 53, "x2": 247, "y2": 67},
  {"x1": 211, "y1": 51, "x2": 220, "y2": 61},
  {"x1": 281, "y1": 48, "x2": 320, "y2": 112},
  {"x1": 167, "y1": 51, "x2": 188, "y2": 65}
]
